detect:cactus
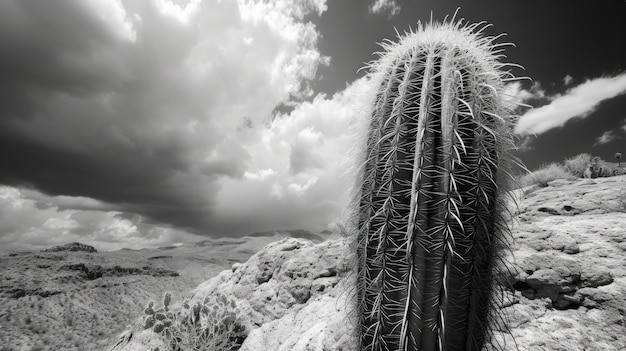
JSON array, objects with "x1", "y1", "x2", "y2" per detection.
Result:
[
  {"x1": 163, "y1": 292, "x2": 172, "y2": 310},
  {"x1": 153, "y1": 322, "x2": 165, "y2": 333},
  {"x1": 142, "y1": 292, "x2": 245, "y2": 350},
  {"x1": 142, "y1": 297, "x2": 176, "y2": 335},
  {"x1": 354, "y1": 12, "x2": 521, "y2": 351},
  {"x1": 144, "y1": 315, "x2": 156, "y2": 329}
]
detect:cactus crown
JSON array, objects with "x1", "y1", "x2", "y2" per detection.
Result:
[{"x1": 350, "y1": 11, "x2": 523, "y2": 351}]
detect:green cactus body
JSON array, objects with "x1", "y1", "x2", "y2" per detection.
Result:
[{"x1": 355, "y1": 15, "x2": 519, "y2": 351}]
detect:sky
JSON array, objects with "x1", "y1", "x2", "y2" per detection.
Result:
[{"x1": 1, "y1": 0, "x2": 625, "y2": 251}]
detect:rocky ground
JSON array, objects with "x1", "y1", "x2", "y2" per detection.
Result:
[
  {"x1": 0, "y1": 231, "x2": 315, "y2": 351},
  {"x1": 111, "y1": 175, "x2": 626, "y2": 351},
  {"x1": 496, "y1": 176, "x2": 626, "y2": 350}
]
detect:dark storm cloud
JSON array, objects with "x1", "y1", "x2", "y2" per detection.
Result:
[
  {"x1": 0, "y1": 1, "x2": 124, "y2": 92},
  {"x1": 0, "y1": 0, "x2": 246, "y2": 234},
  {"x1": 0, "y1": 0, "x2": 332, "y2": 242}
]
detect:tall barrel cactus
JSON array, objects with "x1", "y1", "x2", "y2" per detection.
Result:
[{"x1": 354, "y1": 14, "x2": 521, "y2": 351}]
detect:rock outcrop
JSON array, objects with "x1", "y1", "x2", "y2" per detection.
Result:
[
  {"x1": 110, "y1": 176, "x2": 626, "y2": 351},
  {"x1": 58, "y1": 263, "x2": 179, "y2": 280},
  {"x1": 40, "y1": 242, "x2": 97, "y2": 253},
  {"x1": 110, "y1": 238, "x2": 352, "y2": 351},
  {"x1": 494, "y1": 176, "x2": 626, "y2": 350}
]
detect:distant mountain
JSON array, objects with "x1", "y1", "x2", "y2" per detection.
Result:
[{"x1": 246, "y1": 229, "x2": 326, "y2": 242}]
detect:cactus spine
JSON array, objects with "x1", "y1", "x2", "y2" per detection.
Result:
[{"x1": 355, "y1": 14, "x2": 520, "y2": 351}]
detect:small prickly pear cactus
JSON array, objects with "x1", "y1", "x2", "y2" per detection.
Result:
[
  {"x1": 142, "y1": 295, "x2": 175, "y2": 334},
  {"x1": 143, "y1": 315, "x2": 156, "y2": 330},
  {"x1": 144, "y1": 300, "x2": 155, "y2": 315},
  {"x1": 163, "y1": 292, "x2": 172, "y2": 311},
  {"x1": 153, "y1": 322, "x2": 165, "y2": 333},
  {"x1": 354, "y1": 12, "x2": 521, "y2": 351}
]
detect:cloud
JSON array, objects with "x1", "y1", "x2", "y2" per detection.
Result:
[
  {"x1": 515, "y1": 135, "x2": 536, "y2": 152},
  {"x1": 502, "y1": 81, "x2": 546, "y2": 111},
  {"x1": 0, "y1": 186, "x2": 203, "y2": 252},
  {"x1": 289, "y1": 127, "x2": 325, "y2": 175},
  {"x1": 563, "y1": 74, "x2": 573, "y2": 86},
  {"x1": 593, "y1": 130, "x2": 618, "y2": 146},
  {"x1": 0, "y1": 0, "x2": 331, "y2": 246},
  {"x1": 207, "y1": 76, "x2": 377, "y2": 236},
  {"x1": 244, "y1": 169, "x2": 277, "y2": 181},
  {"x1": 515, "y1": 72, "x2": 626, "y2": 135},
  {"x1": 368, "y1": 0, "x2": 400, "y2": 18}
]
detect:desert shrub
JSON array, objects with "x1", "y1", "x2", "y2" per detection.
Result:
[
  {"x1": 562, "y1": 154, "x2": 622, "y2": 178},
  {"x1": 564, "y1": 153, "x2": 593, "y2": 177},
  {"x1": 519, "y1": 163, "x2": 574, "y2": 187},
  {"x1": 143, "y1": 292, "x2": 245, "y2": 351},
  {"x1": 595, "y1": 158, "x2": 617, "y2": 177}
]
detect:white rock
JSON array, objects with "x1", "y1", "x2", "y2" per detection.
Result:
[{"x1": 111, "y1": 176, "x2": 626, "y2": 351}]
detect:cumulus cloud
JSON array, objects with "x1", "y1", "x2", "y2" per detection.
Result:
[
  {"x1": 515, "y1": 72, "x2": 626, "y2": 135},
  {"x1": 208, "y1": 76, "x2": 377, "y2": 236},
  {"x1": 289, "y1": 127, "x2": 326, "y2": 175},
  {"x1": 0, "y1": 0, "x2": 333, "y2": 248},
  {"x1": 0, "y1": 186, "x2": 203, "y2": 252},
  {"x1": 368, "y1": 0, "x2": 400, "y2": 18}
]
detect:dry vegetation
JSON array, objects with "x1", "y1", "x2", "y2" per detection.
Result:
[
  {"x1": 519, "y1": 153, "x2": 625, "y2": 188},
  {"x1": 0, "y1": 240, "x2": 264, "y2": 351},
  {"x1": 141, "y1": 292, "x2": 245, "y2": 351}
]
